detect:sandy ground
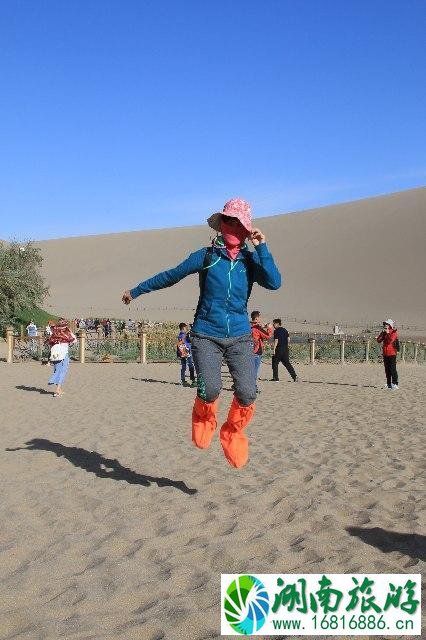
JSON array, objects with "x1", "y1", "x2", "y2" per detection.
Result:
[{"x1": 0, "y1": 361, "x2": 424, "y2": 640}]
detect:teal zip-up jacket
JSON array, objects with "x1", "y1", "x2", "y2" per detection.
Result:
[{"x1": 129, "y1": 239, "x2": 281, "y2": 338}]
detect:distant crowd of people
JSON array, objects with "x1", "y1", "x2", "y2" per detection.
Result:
[
  {"x1": 73, "y1": 317, "x2": 114, "y2": 336},
  {"x1": 72, "y1": 317, "x2": 144, "y2": 337}
]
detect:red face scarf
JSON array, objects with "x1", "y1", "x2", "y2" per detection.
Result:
[{"x1": 220, "y1": 220, "x2": 249, "y2": 260}]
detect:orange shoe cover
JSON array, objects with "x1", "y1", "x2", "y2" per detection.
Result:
[
  {"x1": 220, "y1": 397, "x2": 255, "y2": 468},
  {"x1": 192, "y1": 396, "x2": 219, "y2": 449}
]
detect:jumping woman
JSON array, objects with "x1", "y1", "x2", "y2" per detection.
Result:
[{"x1": 122, "y1": 198, "x2": 281, "y2": 468}]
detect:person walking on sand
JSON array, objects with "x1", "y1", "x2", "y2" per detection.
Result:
[
  {"x1": 271, "y1": 318, "x2": 298, "y2": 382},
  {"x1": 26, "y1": 319, "x2": 38, "y2": 337},
  {"x1": 47, "y1": 319, "x2": 77, "y2": 397},
  {"x1": 122, "y1": 198, "x2": 281, "y2": 468},
  {"x1": 250, "y1": 310, "x2": 273, "y2": 392},
  {"x1": 177, "y1": 322, "x2": 197, "y2": 387},
  {"x1": 377, "y1": 319, "x2": 400, "y2": 389},
  {"x1": 26, "y1": 319, "x2": 38, "y2": 353}
]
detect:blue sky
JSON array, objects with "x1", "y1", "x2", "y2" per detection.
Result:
[{"x1": 1, "y1": 0, "x2": 425, "y2": 240}]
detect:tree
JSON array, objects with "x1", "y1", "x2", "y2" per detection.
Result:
[{"x1": 0, "y1": 241, "x2": 49, "y2": 331}]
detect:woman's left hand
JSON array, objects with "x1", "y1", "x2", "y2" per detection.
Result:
[{"x1": 250, "y1": 228, "x2": 265, "y2": 246}]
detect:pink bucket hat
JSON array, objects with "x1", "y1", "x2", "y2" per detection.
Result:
[{"x1": 207, "y1": 197, "x2": 252, "y2": 233}]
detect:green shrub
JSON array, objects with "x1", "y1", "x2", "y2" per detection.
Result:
[
  {"x1": 0, "y1": 241, "x2": 49, "y2": 331},
  {"x1": 14, "y1": 306, "x2": 58, "y2": 331}
]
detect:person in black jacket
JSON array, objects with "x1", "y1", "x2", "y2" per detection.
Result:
[{"x1": 271, "y1": 319, "x2": 297, "y2": 382}]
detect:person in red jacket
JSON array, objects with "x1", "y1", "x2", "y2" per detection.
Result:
[
  {"x1": 377, "y1": 318, "x2": 399, "y2": 389},
  {"x1": 250, "y1": 311, "x2": 273, "y2": 392}
]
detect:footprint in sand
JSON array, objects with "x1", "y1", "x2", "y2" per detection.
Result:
[{"x1": 352, "y1": 511, "x2": 371, "y2": 525}]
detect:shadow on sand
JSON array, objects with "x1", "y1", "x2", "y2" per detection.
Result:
[
  {"x1": 346, "y1": 526, "x2": 425, "y2": 561},
  {"x1": 131, "y1": 377, "x2": 182, "y2": 386},
  {"x1": 257, "y1": 378, "x2": 378, "y2": 388},
  {"x1": 131, "y1": 377, "x2": 235, "y2": 392},
  {"x1": 303, "y1": 380, "x2": 378, "y2": 389},
  {"x1": 15, "y1": 385, "x2": 53, "y2": 395},
  {"x1": 6, "y1": 438, "x2": 197, "y2": 496}
]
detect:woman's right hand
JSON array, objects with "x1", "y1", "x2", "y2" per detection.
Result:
[
  {"x1": 250, "y1": 228, "x2": 266, "y2": 246},
  {"x1": 122, "y1": 290, "x2": 132, "y2": 305}
]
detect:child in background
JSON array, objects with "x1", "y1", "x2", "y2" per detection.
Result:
[
  {"x1": 177, "y1": 322, "x2": 196, "y2": 387},
  {"x1": 45, "y1": 320, "x2": 54, "y2": 338},
  {"x1": 250, "y1": 310, "x2": 273, "y2": 392}
]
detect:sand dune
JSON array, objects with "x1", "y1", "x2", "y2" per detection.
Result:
[
  {"x1": 0, "y1": 361, "x2": 424, "y2": 639},
  {"x1": 36, "y1": 188, "x2": 426, "y2": 333}
]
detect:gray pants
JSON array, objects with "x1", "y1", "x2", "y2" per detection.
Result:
[{"x1": 191, "y1": 333, "x2": 256, "y2": 406}]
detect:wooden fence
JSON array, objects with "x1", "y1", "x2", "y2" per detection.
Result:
[
  {"x1": 5, "y1": 328, "x2": 147, "y2": 364},
  {"x1": 4, "y1": 326, "x2": 426, "y2": 365}
]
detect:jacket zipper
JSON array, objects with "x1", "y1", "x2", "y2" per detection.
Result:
[{"x1": 225, "y1": 260, "x2": 238, "y2": 337}]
